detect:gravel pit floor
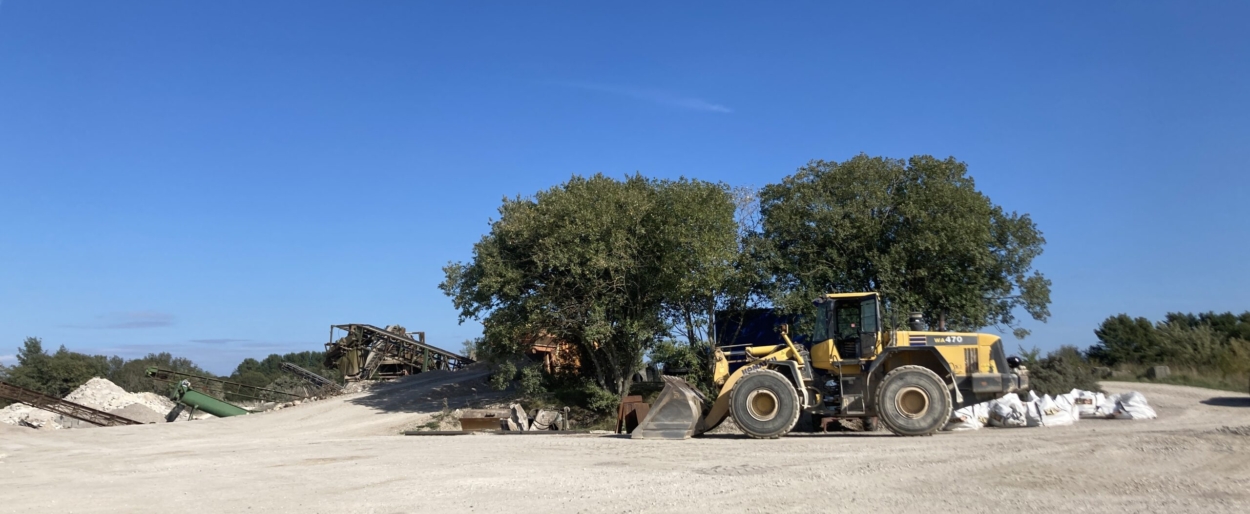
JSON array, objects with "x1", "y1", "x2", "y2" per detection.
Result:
[{"x1": 1, "y1": 380, "x2": 1248, "y2": 513}]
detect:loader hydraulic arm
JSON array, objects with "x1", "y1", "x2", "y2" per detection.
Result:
[{"x1": 778, "y1": 324, "x2": 805, "y2": 366}]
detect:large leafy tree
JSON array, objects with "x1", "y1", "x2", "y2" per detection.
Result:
[
  {"x1": 441, "y1": 174, "x2": 737, "y2": 395},
  {"x1": 3, "y1": 337, "x2": 111, "y2": 398},
  {"x1": 1088, "y1": 314, "x2": 1163, "y2": 365},
  {"x1": 757, "y1": 154, "x2": 1051, "y2": 336}
]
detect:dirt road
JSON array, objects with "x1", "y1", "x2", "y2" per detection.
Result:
[{"x1": 2, "y1": 378, "x2": 1248, "y2": 513}]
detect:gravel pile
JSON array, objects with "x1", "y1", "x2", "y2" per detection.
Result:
[
  {"x1": 65, "y1": 378, "x2": 177, "y2": 413},
  {"x1": 0, "y1": 377, "x2": 183, "y2": 429},
  {"x1": 109, "y1": 403, "x2": 167, "y2": 424}
]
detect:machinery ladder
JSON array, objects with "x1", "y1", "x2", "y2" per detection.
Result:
[{"x1": 0, "y1": 380, "x2": 143, "y2": 427}]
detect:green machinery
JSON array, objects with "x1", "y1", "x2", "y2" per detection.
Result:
[
  {"x1": 145, "y1": 367, "x2": 284, "y2": 422},
  {"x1": 164, "y1": 380, "x2": 250, "y2": 422},
  {"x1": 145, "y1": 366, "x2": 305, "y2": 403}
]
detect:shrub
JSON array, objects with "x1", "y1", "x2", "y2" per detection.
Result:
[
  {"x1": 553, "y1": 379, "x2": 619, "y2": 413},
  {"x1": 1023, "y1": 345, "x2": 1102, "y2": 395},
  {"x1": 518, "y1": 364, "x2": 545, "y2": 397},
  {"x1": 489, "y1": 361, "x2": 516, "y2": 391}
]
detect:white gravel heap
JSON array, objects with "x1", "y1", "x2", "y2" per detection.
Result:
[
  {"x1": 65, "y1": 378, "x2": 176, "y2": 414},
  {"x1": 0, "y1": 377, "x2": 180, "y2": 430}
]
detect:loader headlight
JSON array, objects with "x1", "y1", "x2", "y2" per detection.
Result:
[{"x1": 1006, "y1": 356, "x2": 1023, "y2": 369}]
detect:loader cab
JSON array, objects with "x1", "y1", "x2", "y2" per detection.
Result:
[{"x1": 812, "y1": 293, "x2": 882, "y2": 363}]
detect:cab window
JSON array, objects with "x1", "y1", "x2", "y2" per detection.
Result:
[
  {"x1": 835, "y1": 302, "x2": 860, "y2": 340},
  {"x1": 859, "y1": 298, "x2": 878, "y2": 333}
]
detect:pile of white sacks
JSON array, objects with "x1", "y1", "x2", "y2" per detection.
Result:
[{"x1": 944, "y1": 389, "x2": 1156, "y2": 431}]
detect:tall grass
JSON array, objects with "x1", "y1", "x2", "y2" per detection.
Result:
[{"x1": 1110, "y1": 364, "x2": 1250, "y2": 394}]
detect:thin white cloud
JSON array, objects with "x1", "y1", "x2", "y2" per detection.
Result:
[
  {"x1": 0, "y1": 354, "x2": 15, "y2": 366},
  {"x1": 557, "y1": 82, "x2": 733, "y2": 113},
  {"x1": 189, "y1": 338, "x2": 250, "y2": 345},
  {"x1": 61, "y1": 311, "x2": 175, "y2": 329}
]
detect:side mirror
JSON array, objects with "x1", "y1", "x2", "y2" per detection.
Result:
[{"x1": 779, "y1": 323, "x2": 789, "y2": 335}]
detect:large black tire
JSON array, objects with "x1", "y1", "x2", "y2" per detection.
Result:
[
  {"x1": 165, "y1": 404, "x2": 185, "y2": 423},
  {"x1": 875, "y1": 365, "x2": 953, "y2": 437},
  {"x1": 729, "y1": 369, "x2": 801, "y2": 439}
]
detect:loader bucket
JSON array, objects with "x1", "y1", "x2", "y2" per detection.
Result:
[{"x1": 630, "y1": 376, "x2": 706, "y2": 440}]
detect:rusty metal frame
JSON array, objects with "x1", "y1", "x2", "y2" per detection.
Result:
[
  {"x1": 326, "y1": 324, "x2": 473, "y2": 380},
  {"x1": 0, "y1": 380, "x2": 142, "y2": 427}
]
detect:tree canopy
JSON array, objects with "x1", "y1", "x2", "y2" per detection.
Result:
[
  {"x1": 755, "y1": 154, "x2": 1051, "y2": 336},
  {"x1": 440, "y1": 173, "x2": 738, "y2": 394},
  {"x1": 2, "y1": 337, "x2": 111, "y2": 398},
  {"x1": 1089, "y1": 311, "x2": 1250, "y2": 374}
]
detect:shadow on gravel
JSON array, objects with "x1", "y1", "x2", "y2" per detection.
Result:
[
  {"x1": 690, "y1": 432, "x2": 892, "y2": 440},
  {"x1": 346, "y1": 368, "x2": 506, "y2": 414},
  {"x1": 1201, "y1": 397, "x2": 1250, "y2": 408}
]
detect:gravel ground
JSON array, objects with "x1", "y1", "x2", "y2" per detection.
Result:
[{"x1": 1, "y1": 378, "x2": 1247, "y2": 513}]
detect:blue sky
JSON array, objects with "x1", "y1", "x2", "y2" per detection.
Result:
[{"x1": 1, "y1": 2, "x2": 1246, "y2": 374}]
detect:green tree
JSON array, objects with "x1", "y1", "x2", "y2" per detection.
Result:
[
  {"x1": 4, "y1": 338, "x2": 110, "y2": 398},
  {"x1": 108, "y1": 352, "x2": 216, "y2": 395},
  {"x1": 15, "y1": 337, "x2": 49, "y2": 373},
  {"x1": 648, "y1": 339, "x2": 714, "y2": 398},
  {"x1": 1088, "y1": 314, "x2": 1163, "y2": 365},
  {"x1": 756, "y1": 155, "x2": 1051, "y2": 336},
  {"x1": 1090, "y1": 312, "x2": 1250, "y2": 376},
  {"x1": 441, "y1": 174, "x2": 738, "y2": 396},
  {"x1": 225, "y1": 351, "x2": 341, "y2": 397},
  {"x1": 460, "y1": 337, "x2": 483, "y2": 360}
]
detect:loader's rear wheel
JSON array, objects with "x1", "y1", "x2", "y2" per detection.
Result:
[
  {"x1": 730, "y1": 369, "x2": 800, "y2": 439},
  {"x1": 876, "y1": 366, "x2": 952, "y2": 437}
]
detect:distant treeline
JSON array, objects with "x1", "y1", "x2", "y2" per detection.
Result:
[
  {"x1": 0, "y1": 337, "x2": 341, "y2": 406},
  {"x1": 1089, "y1": 311, "x2": 1250, "y2": 373},
  {"x1": 1024, "y1": 311, "x2": 1250, "y2": 395},
  {"x1": 228, "y1": 351, "x2": 341, "y2": 400}
]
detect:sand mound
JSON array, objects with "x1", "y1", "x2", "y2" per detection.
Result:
[
  {"x1": 0, "y1": 377, "x2": 182, "y2": 429},
  {"x1": 66, "y1": 378, "x2": 178, "y2": 414},
  {"x1": 109, "y1": 403, "x2": 167, "y2": 424}
]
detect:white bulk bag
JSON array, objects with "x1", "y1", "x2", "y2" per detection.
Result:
[
  {"x1": 1094, "y1": 393, "x2": 1121, "y2": 418},
  {"x1": 1050, "y1": 393, "x2": 1080, "y2": 425},
  {"x1": 988, "y1": 393, "x2": 1028, "y2": 428},
  {"x1": 1113, "y1": 391, "x2": 1157, "y2": 420},
  {"x1": 1024, "y1": 399, "x2": 1044, "y2": 427},
  {"x1": 1037, "y1": 394, "x2": 1077, "y2": 427},
  {"x1": 1072, "y1": 389, "x2": 1104, "y2": 418},
  {"x1": 944, "y1": 401, "x2": 991, "y2": 431}
]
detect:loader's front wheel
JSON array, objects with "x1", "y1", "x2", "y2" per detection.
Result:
[
  {"x1": 730, "y1": 369, "x2": 800, "y2": 439},
  {"x1": 876, "y1": 366, "x2": 952, "y2": 436}
]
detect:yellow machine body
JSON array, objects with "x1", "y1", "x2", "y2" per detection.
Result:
[{"x1": 632, "y1": 291, "x2": 1028, "y2": 439}]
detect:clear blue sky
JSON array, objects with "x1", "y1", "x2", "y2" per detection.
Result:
[{"x1": 1, "y1": 2, "x2": 1246, "y2": 374}]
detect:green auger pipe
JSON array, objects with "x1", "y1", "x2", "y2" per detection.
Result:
[{"x1": 165, "y1": 380, "x2": 249, "y2": 421}]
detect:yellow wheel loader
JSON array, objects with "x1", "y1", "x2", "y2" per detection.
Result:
[{"x1": 633, "y1": 292, "x2": 1029, "y2": 439}]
